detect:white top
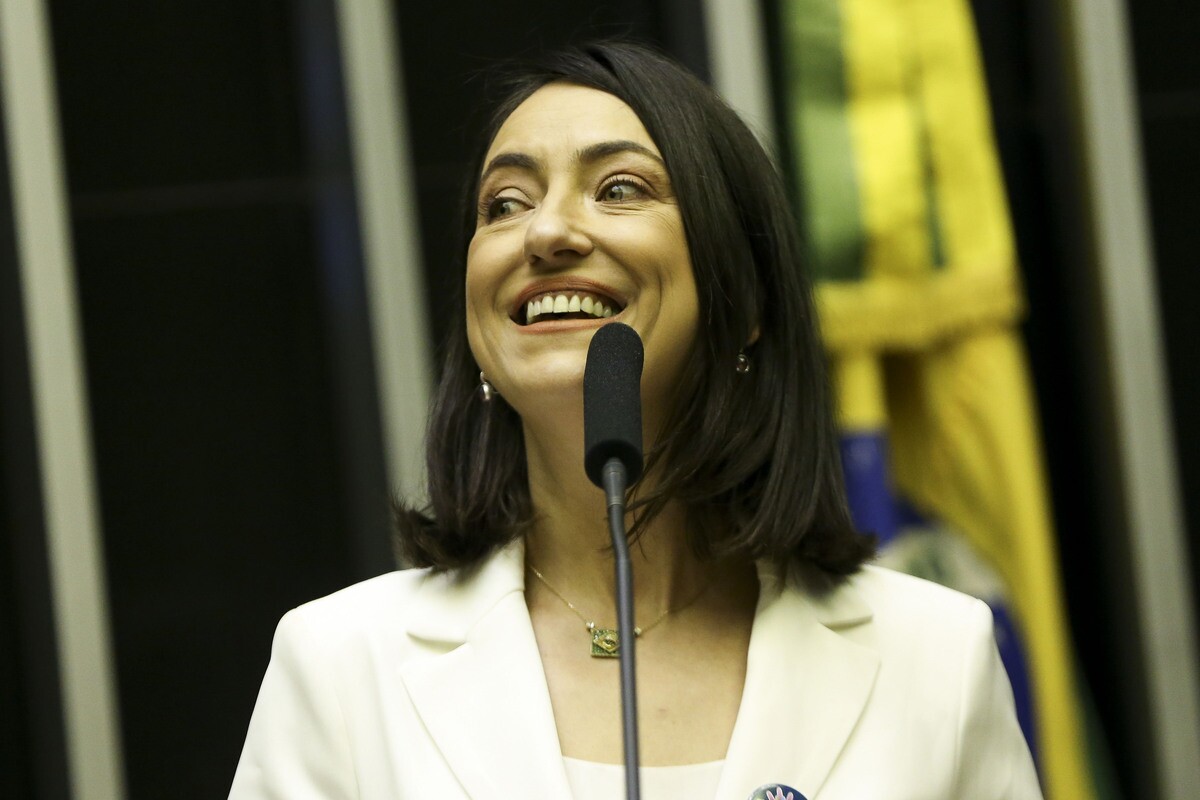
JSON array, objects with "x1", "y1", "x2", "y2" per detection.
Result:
[
  {"x1": 563, "y1": 757, "x2": 725, "y2": 800},
  {"x1": 230, "y1": 541, "x2": 1043, "y2": 798}
]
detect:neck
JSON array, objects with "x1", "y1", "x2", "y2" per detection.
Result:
[{"x1": 519, "y1": 395, "x2": 713, "y2": 623}]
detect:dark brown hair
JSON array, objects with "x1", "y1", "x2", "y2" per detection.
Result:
[{"x1": 394, "y1": 41, "x2": 874, "y2": 575}]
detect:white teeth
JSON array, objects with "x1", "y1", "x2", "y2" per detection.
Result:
[{"x1": 522, "y1": 292, "x2": 620, "y2": 323}]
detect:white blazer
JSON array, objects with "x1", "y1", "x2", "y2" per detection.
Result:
[{"x1": 230, "y1": 540, "x2": 1042, "y2": 799}]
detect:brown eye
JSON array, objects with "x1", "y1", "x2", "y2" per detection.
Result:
[
  {"x1": 598, "y1": 178, "x2": 647, "y2": 203},
  {"x1": 485, "y1": 195, "x2": 526, "y2": 221}
]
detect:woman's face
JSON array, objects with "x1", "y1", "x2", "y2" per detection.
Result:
[{"x1": 466, "y1": 83, "x2": 699, "y2": 419}]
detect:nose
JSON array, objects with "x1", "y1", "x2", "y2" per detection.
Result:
[{"x1": 523, "y1": 193, "x2": 594, "y2": 266}]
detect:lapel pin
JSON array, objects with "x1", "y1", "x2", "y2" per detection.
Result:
[{"x1": 748, "y1": 784, "x2": 807, "y2": 800}]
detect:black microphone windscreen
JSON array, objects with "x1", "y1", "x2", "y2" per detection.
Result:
[{"x1": 584, "y1": 323, "x2": 644, "y2": 488}]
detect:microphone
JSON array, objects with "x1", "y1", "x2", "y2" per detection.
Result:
[
  {"x1": 584, "y1": 322, "x2": 644, "y2": 487},
  {"x1": 582, "y1": 321, "x2": 644, "y2": 800}
]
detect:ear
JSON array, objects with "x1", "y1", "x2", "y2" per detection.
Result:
[{"x1": 746, "y1": 324, "x2": 761, "y2": 346}]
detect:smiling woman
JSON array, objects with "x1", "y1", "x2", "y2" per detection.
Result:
[
  {"x1": 229, "y1": 42, "x2": 1043, "y2": 800},
  {"x1": 402, "y1": 46, "x2": 873, "y2": 576},
  {"x1": 466, "y1": 83, "x2": 699, "y2": 434}
]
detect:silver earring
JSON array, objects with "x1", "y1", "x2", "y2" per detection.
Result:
[
  {"x1": 735, "y1": 351, "x2": 752, "y2": 374},
  {"x1": 478, "y1": 371, "x2": 496, "y2": 402}
]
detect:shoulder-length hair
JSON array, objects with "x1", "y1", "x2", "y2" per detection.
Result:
[{"x1": 395, "y1": 41, "x2": 874, "y2": 576}]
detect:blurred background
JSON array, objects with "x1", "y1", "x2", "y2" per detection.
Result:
[{"x1": 1, "y1": 1, "x2": 1196, "y2": 798}]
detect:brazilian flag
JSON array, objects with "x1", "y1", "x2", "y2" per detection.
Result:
[{"x1": 776, "y1": 0, "x2": 1118, "y2": 797}]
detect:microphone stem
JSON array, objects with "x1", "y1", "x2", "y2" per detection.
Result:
[{"x1": 602, "y1": 457, "x2": 641, "y2": 800}]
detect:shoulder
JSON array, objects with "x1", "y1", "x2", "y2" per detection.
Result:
[
  {"x1": 799, "y1": 563, "x2": 998, "y2": 680},
  {"x1": 786, "y1": 567, "x2": 1042, "y2": 797},
  {"x1": 259, "y1": 569, "x2": 435, "y2": 678},
  {"x1": 281, "y1": 568, "x2": 431, "y2": 637},
  {"x1": 793, "y1": 560, "x2": 993, "y2": 630},
  {"x1": 847, "y1": 563, "x2": 991, "y2": 630},
  {"x1": 855, "y1": 564, "x2": 996, "y2": 667},
  {"x1": 271, "y1": 542, "x2": 524, "y2": 658},
  {"x1": 819, "y1": 565, "x2": 1016, "y2": 744},
  {"x1": 841, "y1": 568, "x2": 1041, "y2": 796}
]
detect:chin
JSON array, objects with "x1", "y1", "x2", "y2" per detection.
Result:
[{"x1": 499, "y1": 356, "x2": 586, "y2": 406}]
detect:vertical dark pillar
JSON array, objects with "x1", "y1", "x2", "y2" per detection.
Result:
[
  {"x1": 293, "y1": 0, "x2": 394, "y2": 576},
  {"x1": 41, "y1": 2, "x2": 389, "y2": 796},
  {"x1": 1125, "y1": 0, "x2": 1200, "y2": 648},
  {"x1": 965, "y1": 1, "x2": 1136, "y2": 793}
]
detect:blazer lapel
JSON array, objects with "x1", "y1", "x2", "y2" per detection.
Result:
[
  {"x1": 716, "y1": 563, "x2": 880, "y2": 800},
  {"x1": 398, "y1": 541, "x2": 572, "y2": 799}
]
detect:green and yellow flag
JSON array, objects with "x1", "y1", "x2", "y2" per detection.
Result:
[{"x1": 777, "y1": 0, "x2": 1113, "y2": 797}]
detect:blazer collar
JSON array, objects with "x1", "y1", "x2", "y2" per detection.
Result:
[
  {"x1": 398, "y1": 539, "x2": 574, "y2": 799},
  {"x1": 403, "y1": 538, "x2": 527, "y2": 644},
  {"x1": 399, "y1": 544, "x2": 880, "y2": 800},
  {"x1": 716, "y1": 561, "x2": 880, "y2": 800}
]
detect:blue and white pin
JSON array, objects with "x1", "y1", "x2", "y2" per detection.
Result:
[{"x1": 748, "y1": 785, "x2": 807, "y2": 800}]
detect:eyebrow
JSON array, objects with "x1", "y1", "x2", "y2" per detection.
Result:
[
  {"x1": 577, "y1": 139, "x2": 665, "y2": 168},
  {"x1": 478, "y1": 139, "x2": 666, "y2": 184}
]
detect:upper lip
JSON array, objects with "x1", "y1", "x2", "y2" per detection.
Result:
[{"x1": 509, "y1": 278, "x2": 627, "y2": 323}]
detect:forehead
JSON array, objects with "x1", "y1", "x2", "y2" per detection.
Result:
[{"x1": 483, "y1": 83, "x2": 661, "y2": 166}]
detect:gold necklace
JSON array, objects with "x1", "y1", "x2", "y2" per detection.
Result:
[{"x1": 527, "y1": 564, "x2": 712, "y2": 658}]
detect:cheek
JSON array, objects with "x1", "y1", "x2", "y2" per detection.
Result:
[
  {"x1": 464, "y1": 239, "x2": 494, "y2": 363},
  {"x1": 464, "y1": 229, "x2": 516, "y2": 301},
  {"x1": 665, "y1": 250, "x2": 701, "y2": 335},
  {"x1": 656, "y1": 216, "x2": 696, "y2": 296},
  {"x1": 664, "y1": 267, "x2": 702, "y2": 368},
  {"x1": 464, "y1": 237, "x2": 501, "y2": 318},
  {"x1": 464, "y1": 236, "x2": 485, "y2": 300}
]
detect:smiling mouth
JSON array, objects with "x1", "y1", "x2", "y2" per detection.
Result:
[{"x1": 519, "y1": 291, "x2": 624, "y2": 325}]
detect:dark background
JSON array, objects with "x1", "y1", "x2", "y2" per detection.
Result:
[{"x1": 1, "y1": 1, "x2": 1194, "y2": 798}]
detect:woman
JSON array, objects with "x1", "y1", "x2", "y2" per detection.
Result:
[{"x1": 231, "y1": 42, "x2": 1041, "y2": 799}]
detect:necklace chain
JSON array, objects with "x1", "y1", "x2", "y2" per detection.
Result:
[{"x1": 527, "y1": 563, "x2": 712, "y2": 655}]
